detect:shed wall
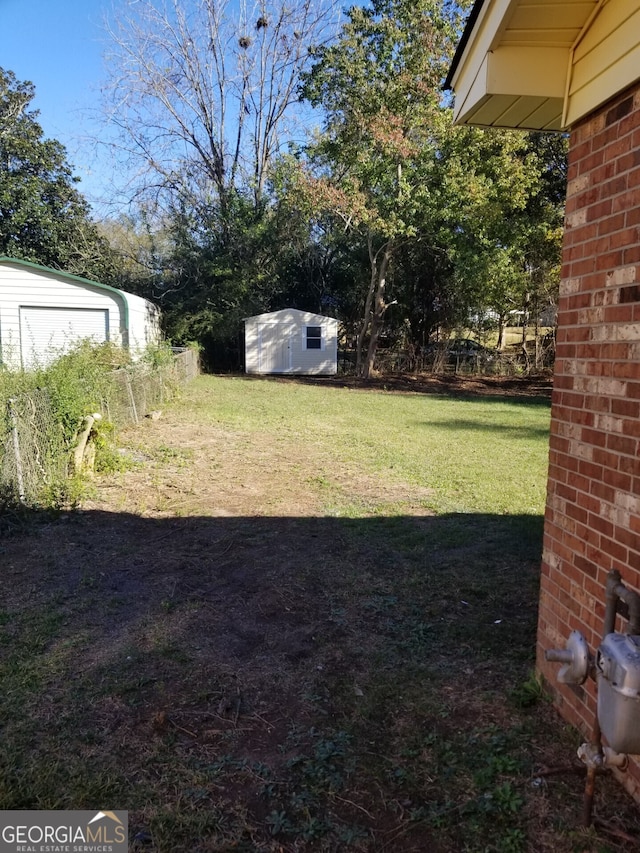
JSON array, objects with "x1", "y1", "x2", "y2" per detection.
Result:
[
  {"x1": 0, "y1": 264, "x2": 123, "y2": 368},
  {"x1": 245, "y1": 310, "x2": 337, "y2": 375},
  {"x1": 537, "y1": 81, "x2": 640, "y2": 801},
  {"x1": 127, "y1": 293, "x2": 162, "y2": 355}
]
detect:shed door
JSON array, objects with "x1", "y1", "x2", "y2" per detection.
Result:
[
  {"x1": 20, "y1": 306, "x2": 109, "y2": 369},
  {"x1": 258, "y1": 323, "x2": 291, "y2": 373}
]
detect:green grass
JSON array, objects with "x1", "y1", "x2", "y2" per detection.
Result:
[
  {"x1": 186, "y1": 376, "x2": 551, "y2": 516},
  {"x1": 1, "y1": 375, "x2": 639, "y2": 851}
]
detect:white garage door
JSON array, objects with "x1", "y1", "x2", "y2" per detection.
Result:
[{"x1": 20, "y1": 306, "x2": 109, "y2": 369}]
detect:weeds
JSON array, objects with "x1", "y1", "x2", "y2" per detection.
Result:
[{"x1": 0, "y1": 341, "x2": 194, "y2": 512}]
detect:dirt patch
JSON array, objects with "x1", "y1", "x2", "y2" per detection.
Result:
[{"x1": 268, "y1": 371, "x2": 554, "y2": 400}]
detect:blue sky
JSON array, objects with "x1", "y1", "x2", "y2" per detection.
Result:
[{"x1": 2, "y1": 0, "x2": 111, "y2": 205}]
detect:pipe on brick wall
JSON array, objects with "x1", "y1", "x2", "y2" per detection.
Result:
[
  {"x1": 582, "y1": 570, "x2": 640, "y2": 825},
  {"x1": 605, "y1": 570, "x2": 640, "y2": 635}
]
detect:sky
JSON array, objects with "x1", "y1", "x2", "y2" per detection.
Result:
[{"x1": 2, "y1": 0, "x2": 112, "y2": 207}]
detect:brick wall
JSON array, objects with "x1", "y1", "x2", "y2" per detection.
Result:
[{"x1": 537, "y1": 81, "x2": 640, "y2": 801}]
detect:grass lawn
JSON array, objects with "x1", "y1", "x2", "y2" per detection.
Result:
[{"x1": 0, "y1": 374, "x2": 638, "y2": 851}]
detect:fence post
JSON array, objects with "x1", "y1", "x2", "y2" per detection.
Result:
[
  {"x1": 125, "y1": 372, "x2": 139, "y2": 425},
  {"x1": 7, "y1": 398, "x2": 25, "y2": 503}
]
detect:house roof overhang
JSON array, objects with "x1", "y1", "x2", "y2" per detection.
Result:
[{"x1": 445, "y1": 0, "x2": 604, "y2": 131}]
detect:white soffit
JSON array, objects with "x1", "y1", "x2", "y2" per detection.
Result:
[{"x1": 448, "y1": 0, "x2": 601, "y2": 131}]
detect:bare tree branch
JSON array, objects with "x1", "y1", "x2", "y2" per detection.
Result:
[{"x1": 100, "y1": 0, "x2": 340, "y2": 218}]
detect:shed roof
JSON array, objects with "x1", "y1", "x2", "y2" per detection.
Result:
[
  {"x1": 244, "y1": 308, "x2": 336, "y2": 323},
  {"x1": 0, "y1": 256, "x2": 131, "y2": 326},
  {"x1": 445, "y1": 0, "x2": 638, "y2": 131}
]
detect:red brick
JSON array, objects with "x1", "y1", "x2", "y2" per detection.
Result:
[
  {"x1": 612, "y1": 186, "x2": 640, "y2": 213},
  {"x1": 626, "y1": 382, "x2": 640, "y2": 399},
  {"x1": 611, "y1": 398, "x2": 640, "y2": 418},
  {"x1": 542, "y1": 83, "x2": 640, "y2": 796},
  {"x1": 559, "y1": 391, "x2": 585, "y2": 409},
  {"x1": 601, "y1": 175, "x2": 628, "y2": 198},
  {"x1": 613, "y1": 525, "x2": 640, "y2": 553},
  {"x1": 580, "y1": 150, "x2": 605, "y2": 175},
  {"x1": 592, "y1": 446, "x2": 618, "y2": 468},
  {"x1": 588, "y1": 512, "x2": 614, "y2": 539},
  {"x1": 565, "y1": 292, "x2": 593, "y2": 310},
  {"x1": 598, "y1": 212, "x2": 626, "y2": 234},
  {"x1": 611, "y1": 226, "x2": 640, "y2": 248},
  {"x1": 616, "y1": 149, "x2": 640, "y2": 173},
  {"x1": 597, "y1": 248, "x2": 624, "y2": 268},
  {"x1": 606, "y1": 435, "x2": 638, "y2": 459},
  {"x1": 628, "y1": 166, "x2": 640, "y2": 189},
  {"x1": 621, "y1": 418, "x2": 640, "y2": 439},
  {"x1": 581, "y1": 427, "x2": 607, "y2": 447},
  {"x1": 618, "y1": 456, "x2": 640, "y2": 477},
  {"x1": 577, "y1": 459, "x2": 604, "y2": 480},
  {"x1": 599, "y1": 535, "x2": 629, "y2": 565},
  {"x1": 590, "y1": 480, "x2": 616, "y2": 503},
  {"x1": 547, "y1": 463, "x2": 568, "y2": 485},
  {"x1": 586, "y1": 360, "x2": 612, "y2": 377},
  {"x1": 604, "y1": 303, "x2": 632, "y2": 323},
  {"x1": 587, "y1": 199, "x2": 613, "y2": 222},
  {"x1": 605, "y1": 469, "x2": 632, "y2": 491},
  {"x1": 612, "y1": 361, "x2": 640, "y2": 379}
]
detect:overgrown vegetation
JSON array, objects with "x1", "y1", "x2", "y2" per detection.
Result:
[
  {"x1": 1, "y1": 376, "x2": 638, "y2": 851},
  {"x1": 0, "y1": 340, "x2": 180, "y2": 512}
]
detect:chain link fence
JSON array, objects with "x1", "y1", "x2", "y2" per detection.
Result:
[
  {"x1": 0, "y1": 347, "x2": 199, "y2": 506},
  {"x1": 0, "y1": 389, "x2": 67, "y2": 505}
]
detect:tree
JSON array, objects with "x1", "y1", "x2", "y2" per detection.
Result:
[
  {"x1": 301, "y1": 0, "x2": 558, "y2": 377},
  {"x1": 102, "y1": 0, "x2": 339, "y2": 223},
  {"x1": 291, "y1": 12, "x2": 565, "y2": 375},
  {"x1": 300, "y1": 0, "x2": 459, "y2": 376},
  {"x1": 0, "y1": 68, "x2": 115, "y2": 280}
]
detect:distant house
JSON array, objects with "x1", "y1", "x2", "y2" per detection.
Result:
[
  {"x1": 0, "y1": 257, "x2": 161, "y2": 369},
  {"x1": 447, "y1": 0, "x2": 640, "y2": 803},
  {"x1": 244, "y1": 309, "x2": 338, "y2": 376}
]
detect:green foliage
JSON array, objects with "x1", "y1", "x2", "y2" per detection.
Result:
[
  {"x1": 153, "y1": 195, "x2": 295, "y2": 368},
  {"x1": 294, "y1": 0, "x2": 565, "y2": 374},
  {"x1": 94, "y1": 1, "x2": 565, "y2": 372},
  {"x1": 32, "y1": 341, "x2": 122, "y2": 445},
  {"x1": 142, "y1": 341, "x2": 175, "y2": 369},
  {"x1": 91, "y1": 420, "x2": 130, "y2": 475},
  {"x1": 0, "y1": 341, "x2": 176, "y2": 510},
  {"x1": 510, "y1": 671, "x2": 547, "y2": 709},
  {"x1": 0, "y1": 67, "x2": 119, "y2": 281}
]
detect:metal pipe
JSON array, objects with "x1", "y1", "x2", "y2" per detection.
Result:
[
  {"x1": 582, "y1": 717, "x2": 601, "y2": 828},
  {"x1": 545, "y1": 649, "x2": 573, "y2": 664},
  {"x1": 604, "y1": 569, "x2": 621, "y2": 636},
  {"x1": 613, "y1": 582, "x2": 640, "y2": 635}
]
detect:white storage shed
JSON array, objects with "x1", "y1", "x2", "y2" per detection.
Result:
[
  {"x1": 0, "y1": 257, "x2": 161, "y2": 369},
  {"x1": 244, "y1": 308, "x2": 338, "y2": 376}
]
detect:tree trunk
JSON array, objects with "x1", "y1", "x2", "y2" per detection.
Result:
[
  {"x1": 362, "y1": 242, "x2": 393, "y2": 380},
  {"x1": 355, "y1": 234, "x2": 380, "y2": 377},
  {"x1": 496, "y1": 313, "x2": 506, "y2": 351}
]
